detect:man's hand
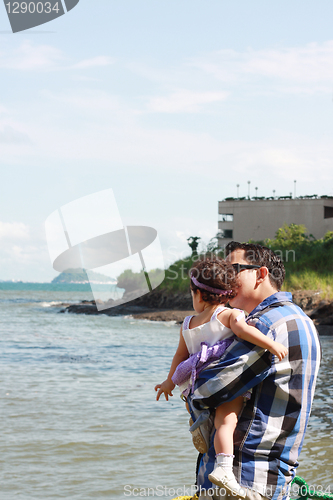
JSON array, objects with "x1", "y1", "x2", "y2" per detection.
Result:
[
  {"x1": 269, "y1": 342, "x2": 288, "y2": 361},
  {"x1": 154, "y1": 379, "x2": 175, "y2": 401}
]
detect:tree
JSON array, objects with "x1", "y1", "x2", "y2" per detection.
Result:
[
  {"x1": 270, "y1": 223, "x2": 310, "y2": 248},
  {"x1": 324, "y1": 231, "x2": 333, "y2": 242},
  {"x1": 187, "y1": 236, "x2": 201, "y2": 257},
  {"x1": 116, "y1": 269, "x2": 146, "y2": 292},
  {"x1": 206, "y1": 233, "x2": 222, "y2": 253},
  {"x1": 323, "y1": 231, "x2": 333, "y2": 247}
]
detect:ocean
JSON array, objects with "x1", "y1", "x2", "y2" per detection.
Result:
[{"x1": 0, "y1": 283, "x2": 332, "y2": 500}]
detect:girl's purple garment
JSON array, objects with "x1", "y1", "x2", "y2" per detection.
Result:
[{"x1": 172, "y1": 338, "x2": 234, "y2": 397}]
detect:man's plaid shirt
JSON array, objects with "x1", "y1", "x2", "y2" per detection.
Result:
[{"x1": 190, "y1": 292, "x2": 321, "y2": 500}]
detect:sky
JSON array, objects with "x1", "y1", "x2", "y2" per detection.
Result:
[{"x1": 1, "y1": 0, "x2": 333, "y2": 281}]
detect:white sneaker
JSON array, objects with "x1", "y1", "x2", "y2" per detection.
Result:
[{"x1": 208, "y1": 465, "x2": 246, "y2": 498}]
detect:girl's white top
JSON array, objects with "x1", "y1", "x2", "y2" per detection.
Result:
[{"x1": 182, "y1": 306, "x2": 235, "y2": 355}]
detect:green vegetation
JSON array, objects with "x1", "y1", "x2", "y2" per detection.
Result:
[
  {"x1": 116, "y1": 254, "x2": 213, "y2": 294},
  {"x1": 115, "y1": 224, "x2": 333, "y2": 299},
  {"x1": 263, "y1": 223, "x2": 333, "y2": 299},
  {"x1": 52, "y1": 268, "x2": 115, "y2": 284},
  {"x1": 116, "y1": 256, "x2": 198, "y2": 294},
  {"x1": 161, "y1": 255, "x2": 197, "y2": 293},
  {"x1": 116, "y1": 268, "x2": 164, "y2": 292}
]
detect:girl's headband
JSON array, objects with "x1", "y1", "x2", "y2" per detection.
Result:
[{"x1": 190, "y1": 274, "x2": 232, "y2": 295}]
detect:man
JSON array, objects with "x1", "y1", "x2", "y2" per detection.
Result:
[{"x1": 188, "y1": 242, "x2": 321, "y2": 500}]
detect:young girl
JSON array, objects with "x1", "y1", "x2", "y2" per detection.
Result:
[{"x1": 155, "y1": 257, "x2": 288, "y2": 497}]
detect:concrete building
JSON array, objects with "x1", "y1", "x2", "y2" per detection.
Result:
[{"x1": 218, "y1": 197, "x2": 333, "y2": 247}]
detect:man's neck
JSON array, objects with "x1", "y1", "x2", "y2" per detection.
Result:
[{"x1": 246, "y1": 288, "x2": 278, "y2": 314}]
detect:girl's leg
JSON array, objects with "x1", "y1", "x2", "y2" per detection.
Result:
[
  {"x1": 214, "y1": 396, "x2": 244, "y2": 455},
  {"x1": 208, "y1": 396, "x2": 246, "y2": 498}
]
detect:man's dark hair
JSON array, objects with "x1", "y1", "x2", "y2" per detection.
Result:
[{"x1": 225, "y1": 241, "x2": 286, "y2": 290}]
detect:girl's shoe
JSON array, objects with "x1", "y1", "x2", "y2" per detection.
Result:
[{"x1": 208, "y1": 465, "x2": 246, "y2": 498}]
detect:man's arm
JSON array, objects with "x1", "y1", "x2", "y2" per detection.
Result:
[{"x1": 190, "y1": 320, "x2": 274, "y2": 410}]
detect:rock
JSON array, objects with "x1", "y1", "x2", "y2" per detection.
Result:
[
  {"x1": 58, "y1": 288, "x2": 193, "y2": 320},
  {"x1": 309, "y1": 301, "x2": 333, "y2": 326},
  {"x1": 292, "y1": 290, "x2": 323, "y2": 311},
  {"x1": 61, "y1": 302, "x2": 98, "y2": 315},
  {"x1": 121, "y1": 289, "x2": 192, "y2": 310},
  {"x1": 133, "y1": 310, "x2": 194, "y2": 324},
  {"x1": 57, "y1": 288, "x2": 333, "y2": 333},
  {"x1": 316, "y1": 325, "x2": 333, "y2": 335}
]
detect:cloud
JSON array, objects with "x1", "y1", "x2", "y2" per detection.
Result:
[
  {"x1": 0, "y1": 40, "x2": 64, "y2": 71},
  {"x1": 4, "y1": 84, "x2": 332, "y2": 187},
  {"x1": 0, "y1": 242, "x2": 51, "y2": 282},
  {"x1": 147, "y1": 89, "x2": 228, "y2": 113},
  {"x1": 0, "y1": 41, "x2": 332, "y2": 193},
  {"x1": 189, "y1": 41, "x2": 333, "y2": 93},
  {"x1": 0, "y1": 125, "x2": 31, "y2": 144},
  {"x1": 11, "y1": 244, "x2": 40, "y2": 263},
  {"x1": 0, "y1": 40, "x2": 114, "y2": 72},
  {"x1": 43, "y1": 88, "x2": 123, "y2": 113},
  {"x1": 243, "y1": 42, "x2": 333, "y2": 83},
  {"x1": 0, "y1": 222, "x2": 53, "y2": 281},
  {"x1": 1, "y1": 81, "x2": 332, "y2": 197},
  {"x1": 0, "y1": 221, "x2": 30, "y2": 241},
  {"x1": 73, "y1": 56, "x2": 116, "y2": 69},
  {"x1": 0, "y1": 104, "x2": 8, "y2": 114}
]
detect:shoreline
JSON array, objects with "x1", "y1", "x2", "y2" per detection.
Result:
[
  {"x1": 132, "y1": 309, "x2": 193, "y2": 323},
  {"x1": 57, "y1": 288, "x2": 333, "y2": 333},
  {"x1": 59, "y1": 301, "x2": 193, "y2": 325},
  {"x1": 128, "y1": 311, "x2": 333, "y2": 334}
]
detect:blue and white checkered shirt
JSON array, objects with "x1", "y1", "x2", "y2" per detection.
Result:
[{"x1": 189, "y1": 292, "x2": 321, "y2": 500}]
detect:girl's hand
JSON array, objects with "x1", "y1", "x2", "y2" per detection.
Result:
[
  {"x1": 269, "y1": 342, "x2": 288, "y2": 361},
  {"x1": 154, "y1": 379, "x2": 175, "y2": 401}
]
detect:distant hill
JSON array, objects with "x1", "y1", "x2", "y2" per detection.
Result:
[{"x1": 51, "y1": 268, "x2": 116, "y2": 284}]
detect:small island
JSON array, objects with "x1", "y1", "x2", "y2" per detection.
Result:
[{"x1": 51, "y1": 268, "x2": 116, "y2": 285}]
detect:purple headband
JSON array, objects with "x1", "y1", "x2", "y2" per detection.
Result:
[{"x1": 190, "y1": 274, "x2": 232, "y2": 295}]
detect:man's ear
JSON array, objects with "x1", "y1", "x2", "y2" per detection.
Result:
[{"x1": 256, "y1": 266, "x2": 269, "y2": 284}]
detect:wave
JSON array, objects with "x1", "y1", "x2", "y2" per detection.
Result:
[
  {"x1": 0, "y1": 298, "x2": 41, "y2": 304},
  {"x1": 39, "y1": 301, "x2": 70, "y2": 308},
  {"x1": 0, "y1": 298, "x2": 80, "y2": 307}
]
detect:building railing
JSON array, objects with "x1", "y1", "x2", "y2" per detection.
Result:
[{"x1": 221, "y1": 194, "x2": 333, "y2": 202}]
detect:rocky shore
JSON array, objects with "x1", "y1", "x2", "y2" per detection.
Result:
[
  {"x1": 59, "y1": 288, "x2": 193, "y2": 324},
  {"x1": 58, "y1": 288, "x2": 333, "y2": 334}
]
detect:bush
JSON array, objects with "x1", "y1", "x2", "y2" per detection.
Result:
[
  {"x1": 117, "y1": 225, "x2": 333, "y2": 300},
  {"x1": 263, "y1": 225, "x2": 333, "y2": 297}
]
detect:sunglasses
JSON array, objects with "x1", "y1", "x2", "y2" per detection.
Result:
[{"x1": 232, "y1": 264, "x2": 261, "y2": 273}]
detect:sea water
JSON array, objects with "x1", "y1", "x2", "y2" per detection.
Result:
[{"x1": 0, "y1": 284, "x2": 332, "y2": 500}]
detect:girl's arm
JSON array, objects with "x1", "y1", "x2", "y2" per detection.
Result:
[
  {"x1": 227, "y1": 310, "x2": 288, "y2": 361},
  {"x1": 154, "y1": 327, "x2": 189, "y2": 401}
]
